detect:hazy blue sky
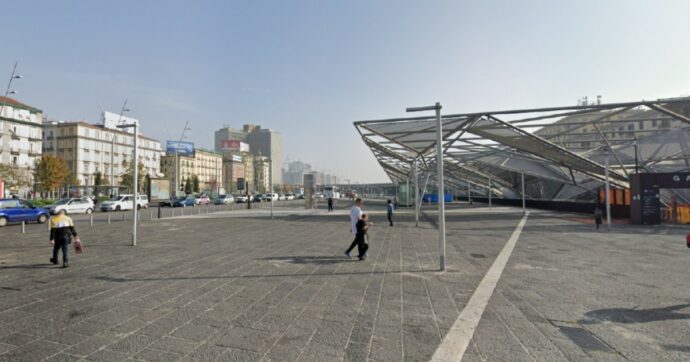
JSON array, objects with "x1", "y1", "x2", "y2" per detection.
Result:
[{"x1": 3, "y1": 1, "x2": 689, "y2": 182}]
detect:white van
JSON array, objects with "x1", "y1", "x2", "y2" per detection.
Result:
[{"x1": 100, "y1": 195, "x2": 149, "y2": 212}]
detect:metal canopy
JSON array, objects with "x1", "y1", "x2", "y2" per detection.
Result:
[{"x1": 355, "y1": 97, "x2": 690, "y2": 201}]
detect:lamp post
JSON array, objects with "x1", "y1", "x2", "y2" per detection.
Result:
[
  {"x1": 633, "y1": 136, "x2": 639, "y2": 174},
  {"x1": 174, "y1": 121, "x2": 191, "y2": 197},
  {"x1": 604, "y1": 149, "x2": 612, "y2": 231},
  {"x1": 111, "y1": 100, "x2": 130, "y2": 196},
  {"x1": 1, "y1": 61, "x2": 22, "y2": 118},
  {"x1": 407, "y1": 102, "x2": 445, "y2": 271},
  {"x1": 117, "y1": 121, "x2": 139, "y2": 246}
]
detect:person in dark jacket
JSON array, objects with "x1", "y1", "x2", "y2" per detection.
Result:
[
  {"x1": 49, "y1": 209, "x2": 78, "y2": 268},
  {"x1": 327, "y1": 197, "x2": 334, "y2": 212},
  {"x1": 355, "y1": 214, "x2": 371, "y2": 260},
  {"x1": 387, "y1": 199, "x2": 394, "y2": 226},
  {"x1": 594, "y1": 206, "x2": 603, "y2": 230}
]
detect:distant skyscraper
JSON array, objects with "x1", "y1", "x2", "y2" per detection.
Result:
[
  {"x1": 243, "y1": 125, "x2": 283, "y2": 185},
  {"x1": 214, "y1": 126, "x2": 245, "y2": 152}
]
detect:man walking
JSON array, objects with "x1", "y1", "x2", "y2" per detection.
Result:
[
  {"x1": 387, "y1": 199, "x2": 394, "y2": 226},
  {"x1": 49, "y1": 209, "x2": 79, "y2": 268},
  {"x1": 345, "y1": 198, "x2": 363, "y2": 257},
  {"x1": 327, "y1": 197, "x2": 334, "y2": 212}
]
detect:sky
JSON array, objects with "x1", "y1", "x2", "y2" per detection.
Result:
[{"x1": 3, "y1": 0, "x2": 690, "y2": 183}]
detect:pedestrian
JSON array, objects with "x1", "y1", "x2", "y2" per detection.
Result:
[
  {"x1": 387, "y1": 199, "x2": 394, "y2": 226},
  {"x1": 354, "y1": 214, "x2": 371, "y2": 260},
  {"x1": 345, "y1": 198, "x2": 363, "y2": 257},
  {"x1": 327, "y1": 197, "x2": 334, "y2": 212},
  {"x1": 49, "y1": 209, "x2": 79, "y2": 268},
  {"x1": 594, "y1": 206, "x2": 603, "y2": 230}
]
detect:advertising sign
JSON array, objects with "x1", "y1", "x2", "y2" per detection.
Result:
[
  {"x1": 101, "y1": 111, "x2": 139, "y2": 133},
  {"x1": 0, "y1": 176, "x2": 4, "y2": 198},
  {"x1": 149, "y1": 178, "x2": 171, "y2": 201},
  {"x1": 221, "y1": 140, "x2": 249, "y2": 153},
  {"x1": 232, "y1": 155, "x2": 243, "y2": 163},
  {"x1": 166, "y1": 141, "x2": 195, "y2": 157}
]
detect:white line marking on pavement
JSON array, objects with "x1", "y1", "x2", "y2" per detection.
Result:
[{"x1": 431, "y1": 212, "x2": 529, "y2": 362}]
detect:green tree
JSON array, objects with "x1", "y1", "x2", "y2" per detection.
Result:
[
  {"x1": 32, "y1": 155, "x2": 69, "y2": 192},
  {"x1": 192, "y1": 175, "x2": 200, "y2": 193},
  {"x1": 63, "y1": 173, "x2": 80, "y2": 187},
  {"x1": 120, "y1": 160, "x2": 147, "y2": 192}
]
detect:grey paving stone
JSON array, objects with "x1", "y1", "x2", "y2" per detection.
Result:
[
  {"x1": 0, "y1": 340, "x2": 64, "y2": 362},
  {"x1": 133, "y1": 348, "x2": 182, "y2": 362},
  {"x1": 214, "y1": 326, "x2": 277, "y2": 353},
  {"x1": 85, "y1": 349, "x2": 130, "y2": 362},
  {"x1": 105, "y1": 334, "x2": 157, "y2": 354},
  {"x1": 0, "y1": 333, "x2": 36, "y2": 347},
  {"x1": 147, "y1": 336, "x2": 198, "y2": 355},
  {"x1": 170, "y1": 323, "x2": 217, "y2": 342}
]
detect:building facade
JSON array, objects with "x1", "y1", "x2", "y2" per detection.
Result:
[
  {"x1": 0, "y1": 97, "x2": 43, "y2": 195},
  {"x1": 283, "y1": 160, "x2": 312, "y2": 185},
  {"x1": 214, "y1": 124, "x2": 283, "y2": 186},
  {"x1": 42, "y1": 121, "x2": 163, "y2": 190},
  {"x1": 254, "y1": 155, "x2": 271, "y2": 193},
  {"x1": 160, "y1": 148, "x2": 223, "y2": 194},
  {"x1": 222, "y1": 154, "x2": 245, "y2": 193}
]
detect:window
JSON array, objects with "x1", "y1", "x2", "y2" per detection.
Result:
[
  {"x1": 627, "y1": 124, "x2": 634, "y2": 131},
  {"x1": 653, "y1": 119, "x2": 658, "y2": 127},
  {"x1": 639, "y1": 121, "x2": 644, "y2": 130},
  {"x1": 661, "y1": 119, "x2": 671, "y2": 128}
]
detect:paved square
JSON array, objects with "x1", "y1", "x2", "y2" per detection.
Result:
[{"x1": 1, "y1": 201, "x2": 689, "y2": 361}]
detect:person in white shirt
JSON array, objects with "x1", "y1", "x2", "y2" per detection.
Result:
[{"x1": 345, "y1": 198, "x2": 364, "y2": 257}]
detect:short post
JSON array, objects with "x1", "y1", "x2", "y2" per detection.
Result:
[
  {"x1": 90, "y1": 214, "x2": 93, "y2": 227},
  {"x1": 172, "y1": 208, "x2": 175, "y2": 217},
  {"x1": 48, "y1": 219, "x2": 51, "y2": 231},
  {"x1": 150, "y1": 210, "x2": 153, "y2": 220},
  {"x1": 122, "y1": 213, "x2": 126, "y2": 222},
  {"x1": 108, "y1": 214, "x2": 111, "y2": 224},
  {"x1": 22, "y1": 221, "x2": 25, "y2": 234},
  {"x1": 198, "y1": 207, "x2": 201, "y2": 215},
  {"x1": 488, "y1": 176, "x2": 492, "y2": 209},
  {"x1": 521, "y1": 171, "x2": 526, "y2": 214},
  {"x1": 605, "y1": 151, "x2": 612, "y2": 231}
]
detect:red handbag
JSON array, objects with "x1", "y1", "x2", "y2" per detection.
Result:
[
  {"x1": 74, "y1": 238, "x2": 84, "y2": 254},
  {"x1": 686, "y1": 232, "x2": 690, "y2": 249}
]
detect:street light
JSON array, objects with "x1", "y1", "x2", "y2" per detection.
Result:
[
  {"x1": 406, "y1": 102, "x2": 446, "y2": 271},
  {"x1": 117, "y1": 121, "x2": 139, "y2": 246},
  {"x1": 1, "y1": 61, "x2": 23, "y2": 118},
  {"x1": 633, "y1": 136, "x2": 639, "y2": 174},
  {"x1": 111, "y1": 100, "x2": 130, "y2": 196},
  {"x1": 174, "y1": 121, "x2": 191, "y2": 197}
]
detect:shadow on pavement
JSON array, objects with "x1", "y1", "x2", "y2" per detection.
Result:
[
  {"x1": 0, "y1": 263, "x2": 54, "y2": 270},
  {"x1": 580, "y1": 304, "x2": 690, "y2": 324},
  {"x1": 261, "y1": 255, "x2": 356, "y2": 265}
]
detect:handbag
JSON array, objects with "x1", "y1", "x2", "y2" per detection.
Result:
[{"x1": 74, "y1": 238, "x2": 84, "y2": 254}]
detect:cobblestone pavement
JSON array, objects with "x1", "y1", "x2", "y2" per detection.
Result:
[{"x1": 1, "y1": 201, "x2": 689, "y2": 361}]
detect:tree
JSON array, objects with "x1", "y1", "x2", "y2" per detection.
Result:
[
  {"x1": 120, "y1": 160, "x2": 147, "y2": 193},
  {"x1": 192, "y1": 175, "x2": 200, "y2": 193},
  {"x1": 93, "y1": 171, "x2": 105, "y2": 195},
  {"x1": 63, "y1": 173, "x2": 80, "y2": 187},
  {"x1": 32, "y1": 155, "x2": 69, "y2": 192}
]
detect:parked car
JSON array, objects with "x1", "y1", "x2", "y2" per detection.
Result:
[
  {"x1": 235, "y1": 194, "x2": 249, "y2": 203},
  {"x1": 215, "y1": 195, "x2": 234, "y2": 205},
  {"x1": 0, "y1": 199, "x2": 50, "y2": 227},
  {"x1": 297, "y1": 194, "x2": 305, "y2": 200},
  {"x1": 253, "y1": 194, "x2": 265, "y2": 202},
  {"x1": 196, "y1": 195, "x2": 211, "y2": 205},
  {"x1": 278, "y1": 194, "x2": 286, "y2": 201},
  {"x1": 265, "y1": 193, "x2": 279, "y2": 201},
  {"x1": 173, "y1": 196, "x2": 197, "y2": 207},
  {"x1": 100, "y1": 194, "x2": 148, "y2": 212},
  {"x1": 285, "y1": 193, "x2": 295, "y2": 201},
  {"x1": 48, "y1": 198, "x2": 95, "y2": 215}
]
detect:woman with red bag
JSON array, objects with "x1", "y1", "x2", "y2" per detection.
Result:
[{"x1": 49, "y1": 209, "x2": 79, "y2": 268}]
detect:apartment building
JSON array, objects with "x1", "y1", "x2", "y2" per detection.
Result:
[
  {"x1": 160, "y1": 148, "x2": 223, "y2": 194},
  {"x1": 42, "y1": 121, "x2": 163, "y2": 188},
  {"x1": 0, "y1": 96, "x2": 43, "y2": 194}
]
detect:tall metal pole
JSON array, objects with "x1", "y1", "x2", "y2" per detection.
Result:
[
  {"x1": 406, "y1": 177, "x2": 410, "y2": 207},
  {"x1": 407, "y1": 102, "x2": 445, "y2": 271},
  {"x1": 132, "y1": 125, "x2": 138, "y2": 246},
  {"x1": 175, "y1": 121, "x2": 190, "y2": 197},
  {"x1": 488, "y1": 176, "x2": 492, "y2": 209},
  {"x1": 634, "y1": 137, "x2": 639, "y2": 174},
  {"x1": 112, "y1": 99, "x2": 128, "y2": 196},
  {"x1": 521, "y1": 171, "x2": 526, "y2": 214},
  {"x1": 605, "y1": 151, "x2": 611, "y2": 231},
  {"x1": 414, "y1": 161, "x2": 419, "y2": 227},
  {"x1": 0, "y1": 61, "x2": 19, "y2": 118},
  {"x1": 435, "y1": 103, "x2": 446, "y2": 271}
]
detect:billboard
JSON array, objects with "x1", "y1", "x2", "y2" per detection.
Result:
[
  {"x1": 101, "y1": 111, "x2": 139, "y2": 134},
  {"x1": 0, "y1": 176, "x2": 3, "y2": 198},
  {"x1": 166, "y1": 141, "x2": 195, "y2": 157},
  {"x1": 221, "y1": 140, "x2": 249, "y2": 153},
  {"x1": 232, "y1": 155, "x2": 243, "y2": 162}
]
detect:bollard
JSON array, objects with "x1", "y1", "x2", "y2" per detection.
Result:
[
  {"x1": 90, "y1": 214, "x2": 93, "y2": 227},
  {"x1": 48, "y1": 218, "x2": 51, "y2": 231},
  {"x1": 22, "y1": 221, "x2": 25, "y2": 234},
  {"x1": 150, "y1": 210, "x2": 153, "y2": 220},
  {"x1": 122, "y1": 213, "x2": 126, "y2": 222},
  {"x1": 198, "y1": 207, "x2": 201, "y2": 215},
  {"x1": 108, "y1": 214, "x2": 111, "y2": 224},
  {"x1": 172, "y1": 208, "x2": 175, "y2": 217}
]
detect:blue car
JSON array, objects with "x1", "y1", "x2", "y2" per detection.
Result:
[
  {"x1": 172, "y1": 196, "x2": 196, "y2": 207},
  {"x1": 0, "y1": 199, "x2": 50, "y2": 227}
]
